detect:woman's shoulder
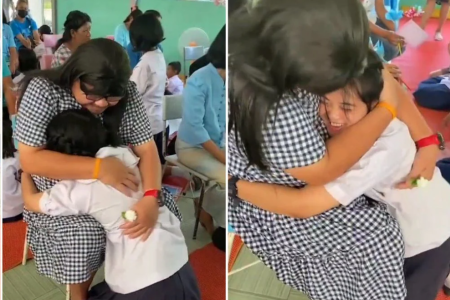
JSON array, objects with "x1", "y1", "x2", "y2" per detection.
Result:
[
  {"x1": 23, "y1": 77, "x2": 60, "y2": 101},
  {"x1": 3, "y1": 23, "x2": 12, "y2": 32}
]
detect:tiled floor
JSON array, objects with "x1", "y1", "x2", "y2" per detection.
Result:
[
  {"x1": 2, "y1": 196, "x2": 211, "y2": 300},
  {"x1": 228, "y1": 246, "x2": 309, "y2": 300}
]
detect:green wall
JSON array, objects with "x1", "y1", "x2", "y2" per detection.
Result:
[
  {"x1": 56, "y1": 0, "x2": 225, "y2": 67},
  {"x1": 400, "y1": 0, "x2": 424, "y2": 7}
]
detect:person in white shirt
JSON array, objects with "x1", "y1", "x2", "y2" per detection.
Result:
[
  {"x1": 166, "y1": 61, "x2": 184, "y2": 95},
  {"x1": 21, "y1": 109, "x2": 200, "y2": 300},
  {"x1": 230, "y1": 49, "x2": 450, "y2": 300},
  {"x1": 129, "y1": 13, "x2": 168, "y2": 165},
  {"x1": 3, "y1": 115, "x2": 23, "y2": 223}
]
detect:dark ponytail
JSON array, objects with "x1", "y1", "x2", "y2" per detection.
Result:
[
  {"x1": 228, "y1": 0, "x2": 369, "y2": 170},
  {"x1": 55, "y1": 10, "x2": 91, "y2": 50}
]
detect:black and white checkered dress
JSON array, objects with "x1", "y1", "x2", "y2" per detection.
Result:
[
  {"x1": 16, "y1": 77, "x2": 182, "y2": 284},
  {"x1": 228, "y1": 91, "x2": 407, "y2": 300}
]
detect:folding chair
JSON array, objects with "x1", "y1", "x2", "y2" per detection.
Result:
[{"x1": 162, "y1": 95, "x2": 218, "y2": 239}]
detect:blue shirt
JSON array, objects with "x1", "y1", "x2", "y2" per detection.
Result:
[
  {"x1": 114, "y1": 23, "x2": 130, "y2": 48},
  {"x1": 3, "y1": 24, "x2": 16, "y2": 60},
  {"x1": 3, "y1": 56, "x2": 12, "y2": 107},
  {"x1": 127, "y1": 43, "x2": 164, "y2": 69},
  {"x1": 178, "y1": 63, "x2": 225, "y2": 147},
  {"x1": 10, "y1": 17, "x2": 38, "y2": 48}
]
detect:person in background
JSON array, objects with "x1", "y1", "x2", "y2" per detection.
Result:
[
  {"x1": 363, "y1": 0, "x2": 405, "y2": 61},
  {"x1": 130, "y1": 13, "x2": 168, "y2": 166},
  {"x1": 3, "y1": 10, "x2": 19, "y2": 74},
  {"x1": 176, "y1": 25, "x2": 226, "y2": 249},
  {"x1": 166, "y1": 61, "x2": 184, "y2": 95},
  {"x1": 13, "y1": 47, "x2": 39, "y2": 84},
  {"x1": 9, "y1": 0, "x2": 40, "y2": 49},
  {"x1": 3, "y1": 56, "x2": 16, "y2": 115},
  {"x1": 114, "y1": 8, "x2": 142, "y2": 48},
  {"x1": 38, "y1": 24, "x2": 52, "y2": 42},
  {"x1": 189, "y1": 54, "x2": 209, "y2": 77},
  {"x1": 2, "y1": 115, "x2": 23, "y2": 223},
  {"x1": 421, "y1": 0, "x2": 449, "y2": 41},
  {"x1": 127, "y1": 9, "x2": 163, "y2": 69},
  {"x1": 52, "y1": 10, "x2": 91, "y2": 68},
  {"x1": 413, "y1": 43, "x2": 450, "y2": 111}
]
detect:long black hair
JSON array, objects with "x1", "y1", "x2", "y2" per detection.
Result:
[
  {"x1": 228, "y1": 0, "x2": 369, "y2": 170},
  {"x1": 3, "y1": 10, "x2": 8, "y2": 24},
  {"x1": 207, "y1": 25, "x2": 226, "y2": 69},
  {"x1": 19, "y1": 38, "x2": 132, "y2": 146},
  {"x1": 46, "y1": 109, "x2": 119, "y2": 157},
  {"x1": 124, "y1": 8, "x2": 143, "y2": 23},
  {"x1": 55, "y1": 10, "x2": 91, "y2": 50},
  {"x1": 3, "y1": 113, "x2": 16, "y2": 159}
]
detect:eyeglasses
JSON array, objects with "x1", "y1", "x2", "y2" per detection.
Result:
[{"x1": 85, "y1": 94, "x2": 123, "y2": 103}]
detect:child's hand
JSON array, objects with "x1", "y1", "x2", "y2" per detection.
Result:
[{"x1": 384, "y1": 63, "x2": 402, "y2": 79}]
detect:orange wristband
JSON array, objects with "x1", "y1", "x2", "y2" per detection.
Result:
[
  {"x1": 377, "y1": 102, "x2": 396, "y2": 119},
  {"x1": 93, "y1": 158, "x2": 102, "y2": 179}
]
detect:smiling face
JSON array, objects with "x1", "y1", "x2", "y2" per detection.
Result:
[{"x1": 319, "y1": 88, "x2": 370, "y2": 136}]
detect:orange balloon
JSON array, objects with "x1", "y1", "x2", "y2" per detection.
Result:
[{"x1": 189, "y1": 41, "x2": 198, "y2": 47}]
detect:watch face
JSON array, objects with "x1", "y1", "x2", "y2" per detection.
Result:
[{"x1": 437, "y1": 132, "x2": 445, "y2": 150}]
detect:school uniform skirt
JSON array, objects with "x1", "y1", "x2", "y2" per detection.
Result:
[
  {"x1": 414, "y1": 77, "x2": 450, "y2": 111},
  {"x1": 404, "y1": 237, "x2": 450, "y2": 300},
  {"x1": 88, "y1": 263, "x2": 201, "y2": 300}
]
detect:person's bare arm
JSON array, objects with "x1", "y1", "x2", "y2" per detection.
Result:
[
  {"x1": 202, "y1": 140, "x2": 225, "y2": 164},
  {"x1": 16, "y1": 34, "x2": 31, "y2": 49},
  {"x1": 9, "y1": 47, "x2": 18, "y2": 74},
  {"x1": 3, "y1": 76, "x2": 16, "y2": 115},
  {"x1": 133, "y1": 140, "x2": 162, "y2": 192},
  {"x1": 21, "y1": 172, "x2": 44, "y2": 213},
  {"x1": 237, "y1": 181, "x2": 339, "y2": 218},
  {"x1": 32, "y1": 30, "x2": 40, "y2": 44},
  {"x1": 375, "y1": 0, "x2": 395, "y2": 31}
]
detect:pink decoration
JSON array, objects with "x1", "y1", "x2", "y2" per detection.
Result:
[
  {"x1": 215, "y1": 0, "x2": 225, "y2": 6},
  {"x1": 404, "y1": 6, "x2": 423, "y2": 19}
]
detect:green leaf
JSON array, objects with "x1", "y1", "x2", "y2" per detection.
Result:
[
  {"x1": 411, "y1": 178, "x2": 418, "y2": 187},
  {"x1": 121, "y1": 212, "x2": 126, "y2": 219}
]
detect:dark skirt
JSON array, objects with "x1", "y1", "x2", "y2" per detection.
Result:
[
  {"x1": 404, "y1": 237, "x2": 450, "y2": 300},
  {"x1": 88, "y1": 262, "x2": 201, "y2": 300}
]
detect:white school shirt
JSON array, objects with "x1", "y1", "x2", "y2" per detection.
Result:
[
  {"x1": 3, "y1": 153, "x2": 24, "y2": 218},
  {"x1": 39, "y1": 147, "x2": 188, "y2": 294},
  {"x1": 440, "y1": 76, "x2": 450, "y2": 90},
  {"x1": 325, "y1": 119, "x2": 450, "y2": 258},
  {"x1": 167, "y1": 75, "x2": 184, "y2": 95},
  {"x1": 130, "y1": 50, "x2": 167, "y2": 135}
]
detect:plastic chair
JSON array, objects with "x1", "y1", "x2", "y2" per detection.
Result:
[
  {"x1": 40, "y1": 54, "x2": 54, "y2": 70},
  {"x1": 42, "y1": 34, "x2": 62, "y2": 52},
  {"x1": 162, "y1": 95, "x2": 218, "y2": 239}
]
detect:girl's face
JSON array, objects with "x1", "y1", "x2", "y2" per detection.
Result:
[
  {"x1": 72, "y1": 23, "x2": 92, "y2": 46},
  {"x1": 319, "y1": 89, "x2": 369, "y2": 136},
  {"x1": 72, "y1": 80, "x2": 121, "y2": 115}
]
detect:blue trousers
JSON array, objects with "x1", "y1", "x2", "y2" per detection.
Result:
[
  {"x1": 413, "y1": 77, "x2": 450, "y2": 111},
  {"x1": 437, "y1": 158, "x2": 450, "y2": 184}
]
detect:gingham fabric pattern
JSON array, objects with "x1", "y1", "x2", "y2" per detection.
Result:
[
  {"x1": 51, "y1": 43, "x2": 72, "y2": 68},
  {"x1": 228, "y1": 90, "x2": 406, "y2": 300},
  {"x1": 16, "y1": 77, "x2": 181, "y2": 284}
]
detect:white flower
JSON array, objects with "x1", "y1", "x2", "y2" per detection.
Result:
[
  {"x1": 122, "y1": 210, "x2": 137, "y2": 222},
  {"x1": 415, "y1": 177, "x2": 429, "y2": 188}
]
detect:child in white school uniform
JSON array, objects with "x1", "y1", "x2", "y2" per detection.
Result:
[
  {"x1": 2, "y1": 115, "x2": 23, "y2": 223},
  {"x1": 21, "y1": 109, "x2": 200, "y2": 300},
  {"x1": 230, "y1": 49, "x2": 450, "y2": 300},
  {"x1": 166, "y1": 61, "x2": 184, "y2": 95}
]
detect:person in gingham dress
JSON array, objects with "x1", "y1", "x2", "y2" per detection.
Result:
[
  {"x1": 15, "y1": 38, "x2": 181, "y2": 300},
  {"x1": 228, "y1": 1, "x2": 442, "y2": 300}
]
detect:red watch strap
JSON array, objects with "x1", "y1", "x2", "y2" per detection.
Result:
[
  {"x1": 415, "y1": 134, "x2": 440, "y2": 149},
  {"x1": 144, "y1": 189, "x2": 160, "y2": 198}
]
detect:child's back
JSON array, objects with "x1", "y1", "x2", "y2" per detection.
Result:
[{"x1": 39, "y1": 146, "x2": 188, "y2": 293}]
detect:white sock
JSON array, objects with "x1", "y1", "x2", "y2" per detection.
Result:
[
  {"x1": 170, "y1": 166, "x2": 191, "y2": 180},
  {"x1": 445, "y1": 274, "x2": 450, "y2": 288}
]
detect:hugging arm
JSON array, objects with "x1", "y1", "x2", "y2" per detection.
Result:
[
  {"x1": 235, "y1": 142, "x2": 397, "y2": 218},
  {"x1": 22, "y1": 173, "x2": 86, "y2": 216}
]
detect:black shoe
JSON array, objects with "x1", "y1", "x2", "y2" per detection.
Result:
[{"x1": 444, "y1": 285, "x2": 450, "y2": 296}]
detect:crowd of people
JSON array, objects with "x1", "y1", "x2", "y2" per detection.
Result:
[
  {"x1": 228, "y1": 1, "x2": 449, "y2": 300},
  {"x1": 3, "y1": 2, "x2": 226, "y2": 300}
]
